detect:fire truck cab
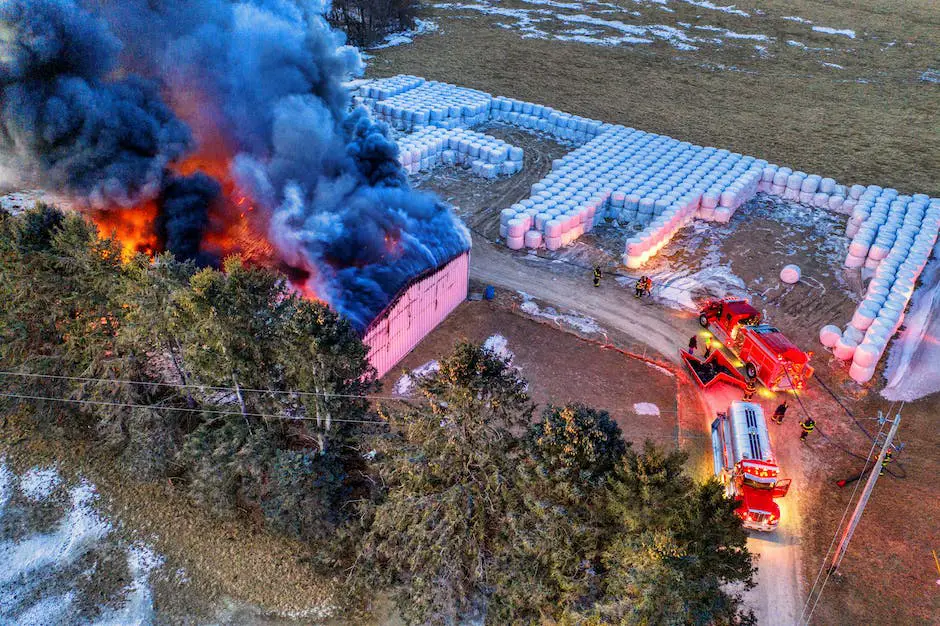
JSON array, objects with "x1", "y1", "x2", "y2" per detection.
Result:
[
  {"x1": 699, "y1": 298, "x2": 813, "y2": 391},
  {"x1": 711, "y1": 401, "x2": 791, "y2": 531}
]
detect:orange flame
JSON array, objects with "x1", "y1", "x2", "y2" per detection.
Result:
[
  {"x1": 91, "y1": 201, "x2": 159, "y2": 261},
  {"x1": 86, "y1": 85, "x2": 320, "y2": 301}
]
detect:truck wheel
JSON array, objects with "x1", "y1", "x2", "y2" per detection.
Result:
[
  {"x1": 745, "y1": 363, "x2": 758, "y2": 379},
  {"x1": 699, "y1": 314, "x2": 709, "y2": 328}
]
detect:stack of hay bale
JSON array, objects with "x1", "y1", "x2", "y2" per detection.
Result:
[
  {"x1": 497, "y1": 125, "x2": 765, "y2": 258},
  {"x1": 397, "y1": 127, "x2": 524, "y2": 179},
  {"x1": 821, "y1": 194, "x2": 940, "y2": 383}
]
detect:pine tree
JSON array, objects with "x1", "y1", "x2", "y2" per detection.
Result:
[
  {"x1": 593, "y1": 445, "x2": 757, "y2": 626},
  {"x1": 485, "y1": 404, "x2": 626, "y2": 622},
  {"x1": 355, "y1": 341, "x2": 534, "y2": 625}
]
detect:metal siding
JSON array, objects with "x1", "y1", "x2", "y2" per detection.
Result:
[{"x1": 364, "y1": 252, "x2": 469, "y2": 379}]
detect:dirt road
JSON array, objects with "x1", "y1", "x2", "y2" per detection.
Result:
[
  {"x1": 470, "y1": 233, "x2": 804, "y2": 625},
  {"x1": 469, "y1": 232, "x2": 685, "y2": 361}
]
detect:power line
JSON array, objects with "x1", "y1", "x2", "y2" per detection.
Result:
[
  {"x1": 0, "y1": 370, "x2": 407, "y2": 402},
  {"x1": 0, "y1": 390, "x2": 692, "y2": 442},
  {"x1": 0, "y1": 391, "x2": 395, "y2": 426}
]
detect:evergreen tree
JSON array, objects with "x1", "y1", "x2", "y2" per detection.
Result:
[
  {"x1": 355, "y1": 341, "x2": 534, "y2": 625},
  {"x1": 592, "y1": 445, "x2": 757, "y2": 626},
  {"x1": 489, "y1": 404, "x2": 627, "y2": 622},
  {"x1": 175, "y1": 256, "x2": 291, "y2": 417}
]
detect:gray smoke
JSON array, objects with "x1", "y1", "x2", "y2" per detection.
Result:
[
  {"x1": 0, "y1": 0, "x2": 470, "y2": 332},
  {"x1": 0, "y1": 0, "x2": 192, "y2": 207}
]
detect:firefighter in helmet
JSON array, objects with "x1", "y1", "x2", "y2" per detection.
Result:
[
  {"x1": 593, "y1": 265, "x2": 602, "y2": 288},
  {"x1": 799, "y1": 416, "x2": 816, "y2": 442},
  {"x1": 772, "y1": 400, "x2": 789, "y2": 424},
  {"x1": 743, "y1": 376, "x2": 758, "y2": 401},
  {"x1": 880, "y1": 449, "x2": 894, "y2": 476}
]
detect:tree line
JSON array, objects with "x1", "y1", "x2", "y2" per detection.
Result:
[
  {"x1": 0, "y1": 205, "x2": 757, "y2": 624},
  {"x1": 328, "y1": 0, "x2": 420, "y2": 47}
]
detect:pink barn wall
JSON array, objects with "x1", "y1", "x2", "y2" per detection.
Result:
[{"x1": 362, "y1": 252, "x2": 470, "y2": 379}]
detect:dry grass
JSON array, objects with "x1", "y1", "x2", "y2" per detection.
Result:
[{"x1": 367, "y1": 0, "x2": 939, "y2": 197}]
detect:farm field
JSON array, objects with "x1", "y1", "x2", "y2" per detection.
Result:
[{"x1": 367, "y1": 0, "x2": 940, "y2": 198}]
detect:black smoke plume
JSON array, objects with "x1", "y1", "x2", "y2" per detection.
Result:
[
  {"x1": 0, "y1": 0, "x2": 191, "y2": 207},
  {"x1": 156, "y1": 173, "x2": 220, "y2": 266},
  {"x1": 0, "y1": 0, "x2": 470, "y2": 332}
]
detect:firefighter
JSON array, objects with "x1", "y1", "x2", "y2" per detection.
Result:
[
  {"x1": 743, "y1": 376, "x2": 758, "y2": 401},
  {"x1": 772, "y1": 401, "x2": 789, "y2": 424},
  {"x1": 880, "y1": 449, "x2": 894, "y2": 476},
  {"x1": 593, "y1": 265, "x2": 602, "y2": 288},
  {"x1": 688, "y1": 335, "x2": 698, "y2": 355},
  {"x1": 703, "y1": 336, "x2": 713, "y2": 360},
  {"x1": 642, "y1": 276, "x2": 652, "y2": 296},
  {"x1": 799, "y1": 417, "x2": 816, "y2": 442}
]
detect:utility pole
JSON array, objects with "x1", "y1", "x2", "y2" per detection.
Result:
[{"x1": 829, "y1": 410, "x2": 902, "y2": 573}]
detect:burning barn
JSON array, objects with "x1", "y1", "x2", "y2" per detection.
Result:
[{"x1": 362, "y1": 250, "x2": 469, "y2": 378}]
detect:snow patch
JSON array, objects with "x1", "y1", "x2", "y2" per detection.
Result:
[
  {"x1": 812, "y1": 25, "x2": 856, "y2": 39},
  {"x1": 680, "y1": 0, "x2": 749, "y2": 17},
  {"x1": 394, "y1": 360, "x2": 441, "y2": 396},
  {"x1": 782, "y1": 15, "x2": 812, "y2": 24},
  {"x1": 694, "y1": 24, "x2": 769, "y2": 41},
  {"x1": 821, "y1": 62, "x2": 844, "y2": 69},
  {"x1": 18, "y1": 467, "x2": 61, "y2": 501},
  {"x1": 920, "y1": 69, "x2": 940, "y2": 84},
  {"x1": 633, "y1": 402, "x2": 661, "y2": 416},
  {"x1": 0, "y1": 463, "x2": 164, "y2": 625},
  {"x1": 371, "y1": 19, "x2": 439, "y2": 49},
  {"x1": 518, "y1": 292, "x2": 604, "y2": 335},
  {"x1": 483, "y1": 334, "x2": 514, "y2": 362}
]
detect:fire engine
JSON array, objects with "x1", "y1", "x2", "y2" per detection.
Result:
[
  {"x1": 711, "y1": 401, "x2": 791, "y2": 531},
  {"x1": 698, "y1": 297, "x2": 814, "y2": 391}
]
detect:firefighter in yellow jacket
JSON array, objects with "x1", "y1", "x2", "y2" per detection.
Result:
[
  {"x1": 799, "y1": 417, "x2": 816, "y2": 442},
  {"x1": 880, "y1": 449, "x2": 894, "y2": 476},
  {"x1": 593, "y1": 265, "x2": 602, "y2": 287}
]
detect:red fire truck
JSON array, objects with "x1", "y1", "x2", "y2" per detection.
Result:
[
  {"x1": 698, "y1": 297, "x2": 814, "y2": 391},
  {"x1": 711, "y1": 401, "x2": 791, "y2": 531}
]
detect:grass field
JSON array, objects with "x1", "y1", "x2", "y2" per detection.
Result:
[{"x1": 366, "y1": 0, "x2": 939, "y2": 197}]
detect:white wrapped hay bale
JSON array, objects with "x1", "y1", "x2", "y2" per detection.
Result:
[
  {"x1": 819, "y1": 324, "x2": 842, "y2": 348},
  {"x1": 833, "y1": 334, "x2": 859, "y2": 361},
  {"x1": 849, "y1": 361, "x2": 877, "y2": 384},
  {"x1": 524, "y1": 230, "x2": 542, "y2": 249},
  {"x1": 780, "y1": 264, "x2": 801, "y2": 284}
]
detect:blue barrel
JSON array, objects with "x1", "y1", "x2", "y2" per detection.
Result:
[{"x1": 484, "y1": 285, "x2": 495, "y2": 300}]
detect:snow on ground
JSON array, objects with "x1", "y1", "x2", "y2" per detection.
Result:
[
  {"x1": 679, "y1": 0, "x2": 748, "y2": 17},
  {"x1": 782, "y1": 15, "x2": 811, "y2": 24},
  {"x1": 812, "y1": 25, "x2": 856, "y2": 39},
  {"x1": 18, "y1": 466, "x2": 61, "y2": 501},
  {"x1": 394, "y1": 360, "x2": 441, "y2": 396},
  {"x1": 920, "y1": 69, "x2": 940, "y2": 84},
  {"x1": 633, "y1": 402, "x2": 661, "y2": 416},
  {"x1": 483, "y1": 333, "x2": 515, "y2": 362},
  {"x1": 370, "y1": 19, "x2": 439, "y2": 49},
  {"x1": 431, "y1": 0, "x2": 778, "y2": 51},
  {"x1": 0, "y1": 461, "x2": 162, "y2": 625},
  {"x1": 881, "y1": 243, "x2": 940, "y2": 401},
  {"x1": 822, "y1": 62, "x2": 844, "y2": 69},
  {"x1": 518, "y1": 291, "x2": 605, "y2": 335}
]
